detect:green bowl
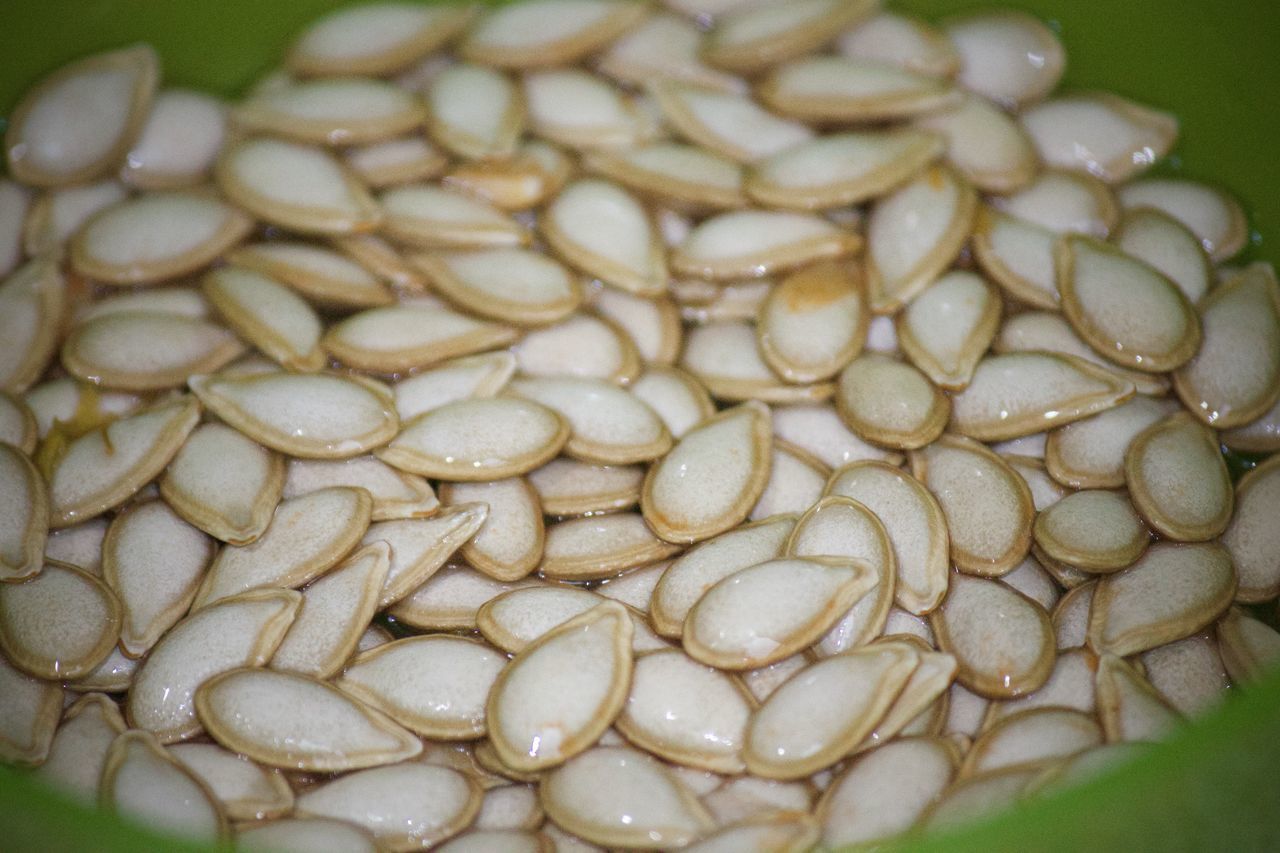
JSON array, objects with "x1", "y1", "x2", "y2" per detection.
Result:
[{"x1": 2, "y1": 2, "x2": 1279, "y2": 851}]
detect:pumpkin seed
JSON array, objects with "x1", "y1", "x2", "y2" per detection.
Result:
[
  {"x1": 0, "y1": 443, "x2": 47, "y2": 583},
  {"x1": 642, "y1": 402, "x2": 772, "y2": 545},
  {"x1": 1222, "y1": 455, "x2": 1280, "y2": 601},
  {"x1": 836, "y1": 353, "x2": 950, "y2": 450},
  {"x1": 759, "y1": 56, "x2": 959, "y2": 124},
  {"x1": 587, "y1": 143, "x2": 747, "y2": 213},
  {"x1": 367, "y1": 506, "x2": 489, "y2": 609},
  {"x1": 191, "y1": 371, "x2": 398, "y2": 459},
  {"x1": 33, "y1": 692, "x2": 125, "y2": 799},
  {"x1": 818, "y1": 736, "x2": 958, "y2": 848},
  {"x1": 487, "y1": 601, "x2": 633, "y2": 771},
  {"x1": 998, "y1": 555, "x2": 1061, "y2": 613},
  {"x1": 1173, "y1": 263, "x2": 1280, "y2": 428},
  {"x1": 1095, "y1": 654, "x2": 1181, "y2": 743},
  {"x1": 0, "y1": 259, "x2": 64, "y2": 394},
  {"x1": 346, "y1": 135, "x2": 448, "y2": 188},
  {"x1": 443, "y1": 140, "x2": 572, "y2": 211},
  {"x1": 775, "y1": 403, "x2": 904, "y2": 468},
  {"x1": 599, "y1": 12, "x2": 744, "y2": 95},
  {"x1": 192, "y1": 487, "x2": 371, "y2": 608},
  {"x1": 239, "y1": 817, "x2": 381, "y2": 853},
  {"x1": 1088, "y1": 543, "x2": 1236, "y2": 657},
  {"x1": 525, "y1": 70, "x2": 644, "y2": 150},
  {"x1": 912, "y1": 435, "x2": 1035, "y2": 576},
  {"x1": 1020, "y1": 93, "x2": 1177, "y2": 184},
  {"x1": 1124, "y1": 412, "x2": 1233, "y2": 542},
  {"x1": 160, "y1": 423, "x2": 283, "y2": 545},
  {"x1": 326, "y1": 304, "x2": 519, "y2": 375},
  {"x1": 285, "y1": 455, "x2": 439, "y2": 522},
  {"x1": 1033, "y1": 490, "x2": 1148, "y2": 573},
  {"x1": 931, "y1": 573, "x2": 1055, "y2": 699},
  {"x1": 168, "y1": 741, "x2": 293, "y2": 822},
  {"x1": 102, "y1": 501, "x2": 211, "y2": 658},
  {"x1": 653, "y1": 81, "x2": 815, "y2": 165},
  {"x1": 417, "y1": 248, "x2": 582, "y2": 327},
  {"x1": 896, "y1": 270, "x2": 1001, "y2": 390},
  {"x1": 746, "y1": 643, "x2": 918, "y2": 778},
  {"x1": 61, "y1": 312, "x2": 243, "y2": 392},
  {"x1": 541, "y1": 745, "x2": 715, "y2": 848},
  {"x1": 685, "y1": 557, "x2": 877, "y2": 670},
  {"x1": 511, "y1": 377, "x2": 671, "y2": 465},
  {"x1": 942, "y1": 10, "x2": 1064, "y2": 109},
  {"x1": 0, "y1": 391, "x2": 37, "y2": 455},
  {"x1": 5, "y1": 45, "x2": 158, "y2": 187},
  {"x1": 683, "y1": 320, "x2": 834, "y2": 404},
  {"x1": 202, "y1": 266, "x2": 325, "y2": 372},
  {"x1": 915, "y1": 93, "x2": 1037, "y2": 193},
  {"x1": 100, "y1": 729, "x2": 227, "y2": 841},
  {"x1": 961, "y1": 707, "x2": 1102, "y2": 777},
  {"x1": 994, "y1": 170, "x2": 1119, "y2": 238},
  {"x1": 227, "y1": 241, "x2": 393, "y2": 310},
  {"x1": 514, "y1": 312, "x2": 642, "y2": 383},
  {"x1": 288, "y1": 2, "x2": 472, "y2": 77},
  {"x1": 1216, "y1": 607, "x2": 1280, "y2": 685},
  {"x1": 460, "y1": 0, "x2": 648, "y2": 69},
  {"x1": 0, "y1": 653, "x2": 61, "y2": 766},
  {"x1": 438, "y1": 479, "x2": 541, "y2": 581},
  {"x1": 703, "y1": 0, "x2": 879, "y2": 75},
  {"x1": 750, "y1": 441, "x2": 829, "y2": 521},
  {"x1": 122, "y1": 89, "x2": 227, "y2": 189},
  {"x1": 1221, "y1": 395, "x2": 1280, "y2": 453},
  {"x1": 985, "y1": 646, "x2": 1097, "y2": 725},
  {"x1": 540, "y1": 513, "x2": 681, "y2": 581},
  {"x1": 838, "y1": 11, "x2": 960, "y2": 78},
  {"x1": 1044, "y1": 396, "x2": 1179, "y2": 490},
  {"x1": 857, "y1": 638, "x2": 956, "y2": 749},
  {"x1": 970, "y1": 206, "x2": 1059, "y2": 310},
  {"x1": 1140, "y1": 634, "x2": 1230, "y2": 717},
  {"x1": 25, "y1": 180, "x2": 129, "y2": 256},
  {"x1": 65, "y1": 645, "x2": 138, "y2": 694},
  {"x1": 1114, "y1": 207, "x2": 1213, "y2": 304},
  {"x1": 1052, "y1": 581, "x2": 1095, "y2": 650},
  {"x1": 1117, "y1": 177, "x2": 1248, "y2": 262},
  {"x1": 685, "y1": 812, "x2": 818, "y2": 853},
  {"x1": 389, "y1": 564, "x2": 539, "y2": 631},
  {"x1": 865, "y1": 165, "x2": 977, "y2": 313},
  {"x1": 701, "y1": 775, "x2": 813, "y2": 827},
  {"x1": 478, "y1": 586, "x2": 603, "y2": 654},
  {"x1": 755, "y1": 261, "x2": 866, "y2": 384}
]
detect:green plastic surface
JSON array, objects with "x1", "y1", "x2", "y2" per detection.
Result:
[{"x1": 2, "y1": 1, "x2": 1279, "y2": 851}]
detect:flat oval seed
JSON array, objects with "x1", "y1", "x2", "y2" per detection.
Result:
[
  {"x1": 227, "y1": 241, "x2": 393, "y2": 310},
  {"x1": 590, "y1": 289, "x2": 682, "y2": 368},
  {"x1": 942, "y1": 10, "x2": 1064, "y2": 109},
  {"x1": 388, "y1": 565, "x2": 538, "y2": 632},
  {"x1": 1045, "y1": 397, "x2": 1179, "y2": 490},
  {"x1": 923, "y1": 766, "x2": 1039, "y2": 832},
  {"x1": 477, "y1": 586, "x2": 603, "y2": 653},
  {"x1": 288, "y1": 2, "x2": 472, "y2": 76},
  {"x1": 269, "y1": 542, "x2": 390, "y2": 678},
  {"x1": 0, "y1": 561, "x2": 119, "y2": 680},
  {"x1": 896, "y1": 270, "x2": 1001, "y2": 390},
  {"x1": 745, "y1": 644, "x2": 918, "y2": 779},
  {"x1": 540, "y1": 513, "x2": 681, "y2": 581},
  {"x1": 649, "y1": 82, "x2": 813, "y2": 165},
  {"x1": 685, "y1": 813, "x2": 818, "y2": 853},
  {"x1": 951, "y1": 352, "x2": 1135, "y2": 442},
  {"x1": 540, "y1": 746, "x2": 714, "y2": 849},
  {"x1": 415, "y1": 249, "x2": 580, "y2": 328},
  {"x1": 642, "y1": 402, "x2": 772, "y2": 545},
  {"x1": 441, "y1": 478, "x2": 542, "y2": 581},
  {"x1": 461, "y1": 0, "x2": 647, "y2": 68},
  {"x1": 1173, "y1": 263, "x2": 1280, "y2": 428},
  {"x1": 103, "y1": 501, "x2": 212, "y2": 657},
  {"x1": 617, "y1": 648, "x2": 755, "y2": 773},
  {"x1": 1222, "y1": 396, "x2": 1280, "y2": 453},
  {"x1": 196, "y1": 667, "x2": 420, "y2": 771},
  {"x1": 0, "y1": 650, "x2": 60, "y2": 767},
  {"x1": 970, "y1": 207, "x2": 1059, "y2": 310},
  {"x1": 1224, "y1": 456, "x2": 1280, "y2": 602},
  {"x1": 75, "y1": 285, "x2": 209, "y2": 324},
  {"x1": 1094, "y1": 654, "x2": 1181, "y2": 744},
  {"x1": 1125, "y1": 413, "x2": 1233, "y2": 542},
  {"x1": 774, "y1": 403, "x2": 904, "y2": 468},
  {"x1": 1117, "y1": 178, "x2": 1249, "y2": 263},
  {"x1": 586, "y1": 143, "x2": 746, "y2": 212},
  {"x1": 1020, "y1": 94, "x2": 1178, "y2": 184},
  {"x1": 379, "y1": 397, "x2": 568, "y2": 481},
  {"x1": 127, "y1": 588, "x2": 300, "y2": 742},
  {"x1": 217, "y1": 137, "x2": 381, "y2": 234},
  {"x1": 750, "y1": 441, "x2": 828, "y2": 521},
  {"x1": 1216, "y1": 608, "x2": 1280, "y2": 685},
  {"x1": 168, "y1": 742, "x2": 293, "y2": 822},
  {"x1": 865, "y1": 165, "x2": 977, "y2": 313},
  {"x1": 856, "y1": 642, "x2": 957, "y2": 750},
  {"x1": 683, "y1": 321, "x2": 832, "y2": 405},
  {"x1": 70, "y1": 192, "x2": 253, "y2": 285},
  {"x1": 1088, "y1": 543, "x2": 1236, "y2": 658},
  {"x1": 963, "y1": 707, "x2": 1102, "y2": 777},
  {"x1": 685, "y1": 557, "x2": 876, "y2": 670},
  {"x1": 758, "y1": 56, "x2": 959, "y2": 123},
  {"x1": 525, "y1": 70, "x2": 643, "y2": 150},
  {"x1": 161, "y1": 422, "x2": 283, "y2": 545},
  {"x1": 382, "y1": 184, "x2": 527, "y2": 249},
  {"x1": 704, "y1": 0, "x2": 879, "y2": 74},
  {"x1": 746, "y1": 130, "x2": 944, "y2": 211},
  {"x1": 235, "y1": 78, "x2": 425, "y2": 146},
  {"x1": 650, "y1": 515, "x2": 795, "y2": 637},
  {"x1": 836, "y1": 353, "x2": 949, "y2": 450},
  {"x1": 1033, "y1": 491, "x2": 1149, "y2": 573},
  {"x1": 701, "y1": 775, "x2": 814, "y2": 827},
  {"x1": 993, "y1": 170, "x2": 1119, "y2": 238},
  {"x1": 426, "y1": 64, "x2": 522, "y2": 160},
  {"x1": 32, "y1": 692, "x2": 125, "y2": 799},
  {"x1": 346, "y1": 135, "x2": 448, "y2": 187},
  {"x1": 239, "y1": 818, "x2": 380, "y2": 853},
  {"x1": 364, "y1": 505, "x2": 490, "y2": 608},
  {"x1": 1056, "y1": 235, "x2": 1201, "y2": 373},
  {"x1": 631, "y1": 367, "x2": 716, "y2": 440},
  {"x1": 0, "y1": 390, "x2": 37, "y2": 454},
  {"x1": 325, "y1": 304, "x2": 520, "y2": 374},
  {"x1": 122, "y1": 89, "x2": 227, "y2": 189},
  {"x1": 827, "y1": 461, "x2": 949, "y2": 615},
  {"x1": 192, "y1": 487, "x2": 372, "y2": 608},
  {"x1": 0, "y1": 444, "x2": 47, "y2": 582},
  {"x1": 838, "y1": 11, "x2": 960, "y2": 77},
  {"x1": 486, "y1": 601, "x2": 633, "y2": 771},
  {"x1": 202, "y1": 266, "x2": 324, "y2": 372},
  {"x1": 511, "y1": 377, "x2": 670, "y2": 465},
  {"x1": 50, "y1": 397, "x2": 201, "y2": 527},
  {"x1": 931, "y1": 573, "x2": 1055, "y2": 699},
  {"x1": 541, "y1": 179, "x2": 665, "y2": 297},
  {"x1": 5, "y1": 45, "x2": 158, "y2": 186},
  {"x1": 914, "y1": 93, "x2": 1038, "y2": 193},
  {"x1": 599, "y1": 11, "x2": 743, "y2": 94},
  {"x1": 528, "y1": 459, "x2": 643, "y2": 517},
  {"x1": 285, "y1": 455, "x2": 438, "y2": 522},
  {"x1": 1114, "y1": 208, "x2": 1213, "y2": 304},
  {"x1": 393, "y1": 352, "x2": 516, "y2": 422},
  {"x1": 25, "y1": 179, "x2": 128, "y2": 257},
  {"x1": 0, "y1": 259, "x2": 65, "y2": 394},
  {"x1": 912, "y1": 435, "x2": 1035, "y2": 577},
  {"x1": 673, "y1": 210, "x2": 859, "y2": 282},
  {"x1": 190, "y1": 372, "x2": 398, "y2": 459},
  {"x1": 337, "y1": 636, "x2": 506, "y2": 740},
  {"x1": 513, "y1": 313, "x2": 641, "y2": 384},
  {"x1": 1139, "y1": 634, "x2": 1229, "y2": 716},
  {"x1": 101, "y1": 730, "x2": 226, "y2": 842},
  {"x1": 62, "y1": 312, "x2": 244, "y2": 391},
  {"x1": 818, "y1": 736, "x2": 958, "y2": 849},
  {"x1": 757, "y1": 261, "x2": 866, "y2": 383}
]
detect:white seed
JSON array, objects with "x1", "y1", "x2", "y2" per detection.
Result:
[
  {"x1": 382, "y1": 183, "x2": 528, "y2": 248},
  {"x1": 239, "y1": 818, "x2": 381, "y2": 853},
  {"x1": 1125, "y1": 413, "x2": 1233, "y2": 542},
  {"x1": 683, "y1": 321, "x2": 833, "y2": 404},
  {"x1": 1216, "y1": 608, "x2": 1280, "y2": 685},
  {"x1": 962, "y1": 707, "x2": 1102, "y2": 776},
  {"x1": 986, "y1": 646, "x2": 1097, "y2": 724},
  {"x1": 0, "y1": 653, "x2": 61, "y2": 767},
  {"x1": 168, "y1": 741, "x2": 293, "y2": 822},
  {"x1": 0, "y1": 259, "x2": 65, "y2": 394},
  {"x1": 1117, "y1": 178, "x2": 1248, "y2": 262},
  {"x1": 202, "y1": 266, "x2": 324, "y2": 372},
  {"x1": 541, "y1": 179, "x2": 666, "y2": 297},
  {"x1": 1140, "y1": 634, "x2": 1230, "y2": 717},
  {"x1": 288, "y1": 2, "x2": 472, "y2": 76},
  {"x1": 100, "y1": 730, "x2": 227, "y2": 841},
  {"x1": 750, "y1": 441, "x2": 829, "y2": 521},
  {"x1": 915, "y1": 93, "x2": 1038, "y2": 193},
  {"x1": 326, "y1": 303, "x2": 519, "y2": 374},
  {"x1": 227, "y1": 241, "x2": 393, "y2": 310},
  {"x1": 513, "y1": 313, "x2": 641, "y2": 383},
  {"x1": 703, "y1": 0, "x2": 879, "y2": 75},
  {"x1": 1114, "y1": 207, "x2": 1213, "y2": 304},
  {"x1": 757, "y1": 261, "x2": 866, "y2": 384},
  {"x1": 1020, "y1": 93, "x2": 1178, "y2": 184},
  {"x1": 759, "y1": 56, "x2": 959, "y2": 124},
  {"x1": 774, "y1": 403, "x2": 904, "y2": 468},
  {"x1": 896, "y1": 270, "x2": 1001, "y2": 390},
  {"x1": 61, "y1": 312, "x2": 243, "y2": 392},
  {"x1": 366, "y1": 505, "x2": 490, "y2": 608},
  {"x1": 460, "y1": 0, "x2": 648, "y2": 69},
  {"x1": 1095, "y1": 654, "x2": 1181, "y2": 743},
  {"x1": 674, "y1": 210, "x2": 859, "y2": 282},
  {"x1": 25, "y1": 180, "x2": 129, "y2": 257},
  {"x1": 836, "y1": 353, "x2": 950, "y2": 450},
  {"x1": 650, "y1": 82, "x2": 813, "y2": 164},
  {"x1": 346, "y1": 135, "x2": 447, "y2": 188},
  {"x1": 33, "y1": 693, "x2": 125, "y2": 800},
  {"x1": 971, "y1": 206, "x2": 1059, "y2": 310},
  {"x1": 122, "y1": 89, "x2": 227, "y2": 189},
  {"x1": 511, "y1": 377, "x2": 671, "y2": 465},
  {"x1": 1223, "y1": 456, "x2": 1280, "y2": 602},
  {"x1": 942, "y1": 10, "x2": 1064, "y2": 109},
  {"x1": 1033, "y1": 490, "x2": 1148, "y2": 573},
  {"x1": 1044, "y1": 396, "x2": 1179, "y2": 490},
  {"x1": 994, "y1": 170, "x2": 1119, "y2": 238},
  {"x1": 0, "y1": 443, "x2": 47, "y2": 583},
  {"x1": 285, "y1": 455, "x2": 438, "y2": 522},
  {"x1": 235, "y1": 77, "x2": 426, "y2": 147},
  {"x1": 388, "y1": 564, "x2": 538, "y2": 631},
  {"x1": 540, "y1": 513, "x2": 681, "y2": 581}
]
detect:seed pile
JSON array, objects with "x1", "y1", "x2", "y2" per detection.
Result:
[{"x1": 2, "y1": 0, "x2": 1279, "y2": 850}]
